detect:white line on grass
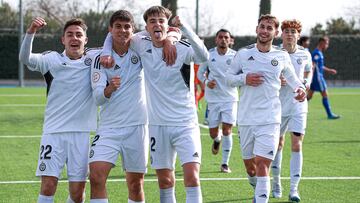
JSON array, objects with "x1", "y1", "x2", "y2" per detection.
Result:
[
  {"x1": 0, "y1": 104, "x2": 45, "y2": 107},
  {"x1": 0, "y1": 94, "x2": 44, "y2": 97},
  {"x1": 1, "y1": 177, "x2": 360, "y2": 184}
]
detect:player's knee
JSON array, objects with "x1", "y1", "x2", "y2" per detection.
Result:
[
  {"x1": 158, "y1": 176, "x2": 175, "y2": 189},
  {"x1": 128, "y1": 180, "x2": 144, "y2": 197},
  {"x1": 69, "y1": 192, "x2": 84, "y2": 203},
  {"x1": 89, "y1": 171, "x2": 106, "y2": 187},
  {"x1": 184, "y1": 173, "x2": 200, "y2": 187},
  {"x1": 246, "y1": 168, "x2": 256, "y2": 177},
  {"x1": 40, "y1": 179, "x2": 57, "y2": 196},
  {"x1": 292, "y1": 142, "x2": 302, "y2": 152}
]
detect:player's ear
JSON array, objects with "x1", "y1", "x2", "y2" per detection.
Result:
[
  {"x1": 145, "y1": 25, "x2": 149, "y2": 33},
  {"x1": 84, "y1": 36, "x2": 88, "y2": 45},
  {"x1": 61, "y1": 36, "x2": 65, "y2": 46},
  {"x1": 275, "y1": 30, "x2": 279, "y2": 37},
  {"x1": 108, "y1": 25, "x2": 112, "y2": 33}
]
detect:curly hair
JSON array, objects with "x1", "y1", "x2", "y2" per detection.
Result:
[{"x1": 281, "y1": 19, "x2": 302, "y2": 33}]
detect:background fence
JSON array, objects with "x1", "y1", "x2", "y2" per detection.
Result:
[{"x1": 1, "y1": 34, "x2": 359, "y2": 85}]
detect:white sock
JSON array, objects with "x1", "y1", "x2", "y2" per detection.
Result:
[
  {"x1": 185, "y1": 186, "x2": 202, "y2": 203},
  {"x1": 247, "y1": 174, "x2": 257, "y2": 189},
  {"x1": 128, "y1": 199, "x2": 145, "y2": 203},
  {"x1": 66, "y1": 196, "x2": 75, "y2": 203},
  {"x1": 271, "y1": 148, "x2": 283, "y2": 185},
  {"x1": 38, "y1": 195, "x2": 54, "y2": 203},
  {"x1": 214, "y1": 134, "x2": 221, "y2": 143},
  {"x1": 221, "y1": 134, "x2": 233, "y2": 165},
  {"x1": 90, "y1": 199, "x2": 108, "y2": 203},
  {"x1": 160, "y1": 187, "x2": 176, "y2": 203},
  {"x1": 255, "y1": 176, "x2": 270, "y2": 203},
  {"x1": 290, "y1": 151, "x2": 303, "y2": 192}
]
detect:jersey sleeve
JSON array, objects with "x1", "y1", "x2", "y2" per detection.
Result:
[
  {"x1": 101, "y1": 32, "x2": 113, "y2": 57},
  {"x1": 197, "y1": 61, "x2": 208, "y2": 83},
  {"x1": 19, "y1": 33, "x2": 50, "y2": 75},
  {"x1": 312, "y1": 51, "x2": 320, "y2": 64},
  {"x1": 180, "y1": 23, "x2": 209, "y2": 64},
  {"x1": 225, "y1": 51, "x2": 246, "y2": 87},
  {"x1": 282, "y1": 54, "x2": 304, "y2": 90},
  {"x1": 91, "y1": 54, "x2": 109, "y2": 106},
  {"x1": 304, "y1": 51, "x2": 312, "y2": 72}
]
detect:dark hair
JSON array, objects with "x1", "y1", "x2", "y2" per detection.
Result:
[
  {"x1": 109, "y1": 10, "x2": 135, "y2": 28},
  {"x1": 143, "y1": 6, "x2": 172, "y2": 22},
  {"x1": 318, "y1": 36, "x2": 329, "y2": 43},
  {"x1": 63, "y1": 18, "x2": 87, "y2": 35},
  {"x1": 258, "y1": 14, "x2": 279, "y2": 29},
  {"x1": 298, "y1": 36, "x2": 310, "y2": 45},
  {"x1": 216, "y1": 29, "x2": 232, "y2": 37}
]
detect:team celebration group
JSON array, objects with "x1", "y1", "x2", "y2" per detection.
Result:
[{"x1": 19, "y1": 4, "x2": 339, "y2": 203}]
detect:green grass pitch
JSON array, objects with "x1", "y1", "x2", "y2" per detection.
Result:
[{"x1": 0, "y1": 87, "x2": 359, "y2": 202}]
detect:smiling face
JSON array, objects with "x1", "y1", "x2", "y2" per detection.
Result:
[
  {"x1": 256, "y1": 19, "x2": 279, "y2": 45},
  {"x1": 61, "y1": 25, "x2": 88, "y2": 59},
  {"x1": 109, "y1": 20, "x2": 133, "y2": 46}
]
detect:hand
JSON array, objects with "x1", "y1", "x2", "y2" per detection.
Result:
[
  {"x1": 329, "y1": 68, "x2": 337, "y2": 75},
  {"x1": 100, "y1": 55, "x2": 114, "y2": 68},
  {"x1": 246, "y1": 73, "x2": 264, "y2": 87},
  {"x1": 163, "y1": 39, "x2": 177, "y2": 66},
  {"x1": 171, "y1": 16, "x2": 183, "y2": 28},
  {"x1": 109, "y1": 76, "x2": 121, "y2": 92},
  {"x1": 294, "y1": 87, "x2": 306, "y2": 102},
  {"x1": 27, "y1": 17, "x2": 47, "y2": 34},
  {"x1": 280, "y1": 75, "x2": 287, "y2": 86},
  {"x1": 207, "y1": 80, "x2": 217, "y2": 89}
]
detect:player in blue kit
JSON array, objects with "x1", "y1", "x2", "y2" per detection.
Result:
[{"x1": 307, "y1": 37, "x2": 340, "y2": 119}]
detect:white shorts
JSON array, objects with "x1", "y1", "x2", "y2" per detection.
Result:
[
  {"x1": 238, "y1": 124, "x2": 280, "y2": 160},
  {"x1": 36, "y1": 132, "x2": 90, "y2": 182},
  {"x1": 207, "y1": 102, "x2": 237, "y2": 128},
  {"x1": 89, "y1": 125, "x2": 149, "y2": 173},
  {"x1": 280, "y1": 113, "x2": 307, "y2": 136},
  {"x1": 149, "y1": 125, "x2": 201, "y2": 170}
]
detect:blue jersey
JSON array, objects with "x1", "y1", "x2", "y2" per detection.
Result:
[{"x1": 310, "y1": 48, "x2": 327, "y2": 91}]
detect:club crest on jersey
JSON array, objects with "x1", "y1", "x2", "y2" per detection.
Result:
[
  {"x1": 84, "y1": 57, "x2": 92, "y2": 66},
  {"x1": 297, "y1": 58, "x2": 303, "y2": 65},
  {"x1": 226, "y1": 58, "x2": 232, "y2": 65},
  {"x1": 89, "y1": 149, "x2": 94, "y2": 158},
  {"x1": 131, "y1": 55, "x2": 139, "y2": 64},
  {"x1": 314, "y1": 55, "x2": 320, "y2": 60},
  {"x1": 271, "y1": 58, "x2": 278, "y2": 66},
  {"x1": 39, "y1": 162, "x2": 46, "y2": 171},
  {"x1": 92, "y1": 72, "x2": 100, "y2": 83}
]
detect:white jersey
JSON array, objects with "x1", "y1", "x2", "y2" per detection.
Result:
[
  {"x1": 280, "y1": 45, "x2": 312, "y2": 116},
  {"x1": 226, "y1": 44, "x2": 304, "y2": 126},
  {"x1": 91, "y1": 48, "x2": 147, "y2": 130},
  {"x1": 197, "y1": 47, "x2": 238, "y2": 103},
  {"x1": 103, "y1": 24, "x2": 209, "y2": 126},
  {"x1": 19, "y1": 34, "x2": 99, "y2": 134}
]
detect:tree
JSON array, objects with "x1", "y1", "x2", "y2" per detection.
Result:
[
  {"x1": 0, "y1": 2, "x2": 18, "y2": 31},
  {"x1": 310, "y1": 17, "x2": 360, "y2": 35},
  {"x1": 161, "y1": 0, "x2": 177, "y2": 18},
  {"x1": 259, "y1": 0, "x2": 271, "y2": 17}
]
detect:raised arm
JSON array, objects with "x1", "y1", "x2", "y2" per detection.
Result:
[
  {"x1": 172, "y1": 16, "x2": 209, "y2": 63},
  {"x1": 19, "y1": 17, "x2": 49, "y2": 74}
]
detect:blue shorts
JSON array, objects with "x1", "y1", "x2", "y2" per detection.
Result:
[{"x1": 310, "y1": 75, "x2": 327, "y2": 92}]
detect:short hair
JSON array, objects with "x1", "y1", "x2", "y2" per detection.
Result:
[
  {"x1": 109, "y1": 10, "x2": 135, "y2": 28},
  {"x1": 258, "y1": 14, "x2": 279, "y2": 29},
  {"x1": 216, "y1": 29, "x2": 232, "y2": 37},
  {"x1": 319, "y1": 36, "x2": 329, "y2": 43},
  {"x1": 299, "y1": 36, "x2": 310, "y2": 45},
  {"x1": 143, "y1": 6, "x2": 172, "y2": 22},
  {"x1": 63, "y1": 18, "x2": 87, "y2": 35},
  {"x1": 281, "y1": 19, "x2": 302, "y2": 33}
]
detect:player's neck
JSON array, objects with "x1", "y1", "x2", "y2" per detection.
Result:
[
  {"x1": 216, "y1": 47, "x2": 228, "y2": 55},
  {"x1": 283, "y1": 43, "x2": 296, "y2": 53},
  {"x1": 256, "y1": 41, "x2": 272, "y2": 53},
  {"x1": 317, "y1": 45, "x2": 324, "y2": 52},
  {"x1": 113, "y1": 42, "x2": 130, "y2": 56}
]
